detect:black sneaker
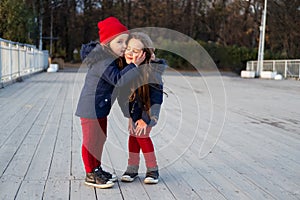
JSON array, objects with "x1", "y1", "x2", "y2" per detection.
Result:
[
  {"x1": 121, "y1": 172, "x2": 138, "y2": 182},
  {"x1": 98, "y1": 166, "x2": 117, "y2": 182},
  {"x1": 85, "y1": 168, "x2": 114, "y2": 189},
  {"x1": 144, "y1": 170, "x2": 159, "y2": 184}
]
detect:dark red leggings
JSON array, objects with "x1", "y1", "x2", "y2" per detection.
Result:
[
  {"x1": 80, "y1": 117, "x2": 107, "y2": 173},
  {"x1": 128, "y1": 131, "x2": 157, "y2": 168}
]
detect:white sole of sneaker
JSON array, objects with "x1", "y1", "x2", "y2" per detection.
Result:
[
  {"x1": 85, "y1": 181, "x2": 114, "y2": 189},
  {"x1": 144, "y1": 177, "x2": 158, "y2": 184},
  {"x1": 121, "y1": 175, "x2": 138, "y2": 182},
  {"x1": 110, "y1": 174, "x2": 118, "y2": 182}
]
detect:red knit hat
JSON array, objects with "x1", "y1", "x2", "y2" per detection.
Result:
[{"x1": 98, "y1": 17, "x2": 129, "y2": 44}]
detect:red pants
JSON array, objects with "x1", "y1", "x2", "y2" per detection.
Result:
[
  {"x1": 128, "y1": 128, "x2": 157, "y2": 168},
  {"x1": 80, "y1": 117, "x2": 107, "y2": 173}
]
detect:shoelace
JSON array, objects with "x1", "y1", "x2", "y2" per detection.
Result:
[{"x1": 94, "y1": 168, "x2": 109, "y2": 180}]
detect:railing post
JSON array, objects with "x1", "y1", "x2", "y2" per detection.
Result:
[
  {"x1": 23, "y1": 46, "x2": 27, "y2": 73},
  {"x1": 17, "y1": 44, "x2": 21, "y2": 78},
  {"x1": 32, "y1": 48, "x2": 34, "y2": 71},
  {"x1": 9, "y1": 42, "x2": 12, "y2": 81},
  {"x1": 284, "y1": 60, "x2": 287, "y2": 78},
  {"x1": 298, "y1": 63, "x2": 300, "y2": 79},
  {"x1": 30, "y1": 47, "x2": 32, "y2": 72},
  {"x1": 0, "y1": 40, "x2": 2, "y2": 88}
]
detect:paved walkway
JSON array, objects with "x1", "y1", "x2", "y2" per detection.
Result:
[{"x1": 0, "y1": 67, "x2": 299, "y2": 200}]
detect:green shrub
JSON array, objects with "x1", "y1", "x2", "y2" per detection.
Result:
[
  {"x1": 155, "y1": 39, "x2": 260, "y2": 74},
  {"x1": 201, "y1": 42, "x2": 257, "y2": 73}
]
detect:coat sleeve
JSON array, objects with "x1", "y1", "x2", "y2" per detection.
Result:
[
  {"x1": 147, "y1": 84, "x2": 163, "y2": 127},
  {"x1": 101, "y1": 62, "x2": 140, "y2": 87}
]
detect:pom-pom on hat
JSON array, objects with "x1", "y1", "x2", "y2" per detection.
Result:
[{"x1": 98, "y1": 17, "x2": 129, "y2": 44}]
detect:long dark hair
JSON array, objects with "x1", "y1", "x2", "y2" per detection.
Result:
[{"x1": 128, "y1": 32, "x2": 154, "y2": 113}]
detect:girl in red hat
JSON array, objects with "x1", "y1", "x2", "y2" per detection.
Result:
[{"x1": 75, "y1": 17, "x2": 145, "y2": 189}]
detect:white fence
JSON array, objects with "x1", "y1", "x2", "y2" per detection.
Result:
[
  {"x1": 0, "y1": 38, "x2": 49, "y2": 87},
  {"x1": 246, "y1": 59, "x2": 300, "y2": 79}
]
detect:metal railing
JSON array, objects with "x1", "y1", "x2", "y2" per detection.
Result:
[
  {"x1": 246, "y1": 59, "x2": 300, "y2": 79},
  {"x1": 0, "y1": 38, "x2": 49, "y2": 87}
]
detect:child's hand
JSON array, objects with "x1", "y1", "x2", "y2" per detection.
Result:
[
  {"x1": 132, "y1": 51, "x2": 146, "y2": 66},
  {"x1": 134, "y1": 119, "x2": 148, "y2": 136}
]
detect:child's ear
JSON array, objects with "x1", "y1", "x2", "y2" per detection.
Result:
[{"x1": 151, "y1": 53, "x2": 155, "y2": 60}]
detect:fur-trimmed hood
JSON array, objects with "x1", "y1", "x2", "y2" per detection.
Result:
[{"x1": 80, "y1": 41, "x2": 116, "y2": 68}]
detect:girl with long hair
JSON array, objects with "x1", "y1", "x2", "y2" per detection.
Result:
[{"x1": 119, "y1": 32, "x2": 167, "y2": 184}]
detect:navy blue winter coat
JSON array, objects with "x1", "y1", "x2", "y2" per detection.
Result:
[
  {"x1": 117, "y1": 59, "x2": 167, "y2": 127},
  {"x1": 75, "y1": 44, "x2": 139, "y2": 119}
]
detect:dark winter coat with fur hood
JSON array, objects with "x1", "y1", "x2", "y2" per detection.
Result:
[{"x1": 75, "y1": 42, "x2": 139, "y2": 119}]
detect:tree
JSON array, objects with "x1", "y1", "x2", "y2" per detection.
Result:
[
  {"x1": 267, "y1": 0, "x2": 300, "y2": 58},
  {"x1": 0, "y1": 0, "x2": 35, "y2": 43},
  {"x1": 1, "y1": 0, "x2": 299, "y2": 62}
]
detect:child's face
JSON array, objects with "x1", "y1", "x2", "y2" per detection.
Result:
[
  {"x1": 109, "y1": 34, "x2": 129, "y2": 57},
  {"x1": 125, "y1": 38, "x2": 144, "y2": 64}
]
